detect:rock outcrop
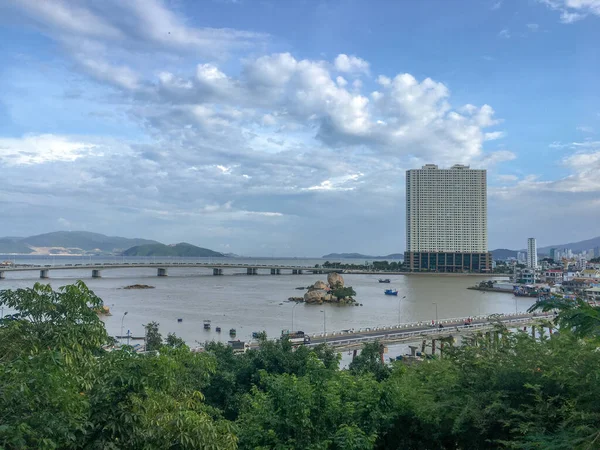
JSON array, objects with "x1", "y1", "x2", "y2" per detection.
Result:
[
  {"x1": 312, "y1": 280, "x2": 328, "y2": 290},
  {"x1": 293, "y1": 272, "x2": 355, "y2": 305},
  {"x1": 304, "y1": 289, "x2": 329, "y2": 304},
  {"x1": 327, "y1": 272, "x2": 344, "y2": 289}
]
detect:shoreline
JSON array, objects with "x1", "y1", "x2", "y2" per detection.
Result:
[{"x1": 344, "y1": 271, "x2": 509, "y2": 277}]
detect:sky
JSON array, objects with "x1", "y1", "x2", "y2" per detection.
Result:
[{"x1": 0, "y1": 0, "x2": 599, "y2": 256}]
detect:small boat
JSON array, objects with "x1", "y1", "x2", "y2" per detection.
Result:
[
  {"x1": 203, "y1": 320, "x2": 211, "y2": 330},
  {"x1": 177, "y1": 318, "x2": 183, "y2": 323},
  {"x1": 215, "y1": 326, "x2": 221, "y2": 333},
  {"x1": 379, "y1": 279, "x2": 391, "y2": 283},
  {"x1": 229, "y1": 328, "x2": 237, "y2": 336},
  {"x1": 384, "y1": 289, "x2": 398, "y2": 296}
]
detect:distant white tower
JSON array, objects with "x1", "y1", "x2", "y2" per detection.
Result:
[{"x1": 527, "y1": 238, "x2": 537, "y2": 268}]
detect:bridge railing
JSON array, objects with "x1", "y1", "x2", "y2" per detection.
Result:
[
  {"x1": 308, "y1": 313, "x2": 554, "y2": 340},
  {"x1": 309, "y1": 316, "x2": 554, "y2": 347}
]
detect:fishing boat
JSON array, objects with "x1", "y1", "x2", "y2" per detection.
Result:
[
  {"x1": 203, "y1": 320, "x2": 211, "y2": 330},
  {"x1": 384, "y1": 289, "x2": 398, "y2": 296},
  {"x1": 229, "y1": 328, "x2": 237, "y2": 336},
  {"x1": 379, "y1": 279, "x2": 391, "y2": 283},
  {"x1": 215, "y1": 326, "x2": 221, "y2": 333}
]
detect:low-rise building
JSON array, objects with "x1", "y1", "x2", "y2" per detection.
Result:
[
  {"x1": 544, "y1": 269, "x2": 564, "y2": 284},
  {"x1": 513, "y1": 267, "x2": 538, "y2": 284},
  {"x1": 585, "y1": 287, "x2": 600, "y2": 301},
  {"x1": 578, "y1": 269, "x2": 600, "y2": 280}
]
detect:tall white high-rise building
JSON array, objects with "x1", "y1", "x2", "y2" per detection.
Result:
[
  {"x1": 405, "y1": 164, "x2": 491, "y2": 272},
  {"x1": 527, "y1": 238, "x2": 537, "y2": 268}
]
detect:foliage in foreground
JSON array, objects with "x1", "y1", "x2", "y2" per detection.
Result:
[{"x1": 1, "y1": 283, "x2": 600, "y2": 449}]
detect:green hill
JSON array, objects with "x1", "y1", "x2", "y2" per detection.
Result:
[
  {"x1": 0, "y1": 238, "x2": 33, "y2": 254},
  {"x1": 22, "y1": 231, "x2": 159, "y2": 252},
  {"x1": 121, "y1": 242, "x2": 224, "y2": 257}
]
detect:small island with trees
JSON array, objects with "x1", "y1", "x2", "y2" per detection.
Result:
[{"x1": 289, "y1": 272, "x2": 358, "y2": 305}]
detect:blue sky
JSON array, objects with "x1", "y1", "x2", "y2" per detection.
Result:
[{"x1": 0, "y1": 0, "x2": 599, "y2": 255}]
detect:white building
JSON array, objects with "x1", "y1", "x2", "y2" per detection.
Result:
[
  {"x1": 527, "y1": 238, "x2": 537, "y2": 268},
  {"x1": 405, "y1": 164, "x2": 491, "y2": 272}
]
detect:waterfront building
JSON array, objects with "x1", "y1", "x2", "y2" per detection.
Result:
[
  {"x1": 527, "y1": 238, "x2": 537, "y2": 269},
  {"x1": 404, "y1": 164, "x2": 491, "y2": 272},
  {"x1": 543, "y1": 269, "x2": 564, "y2": 284},
  {"x1": 549, "y1": 248, "x2": 557, "y2": 260}
]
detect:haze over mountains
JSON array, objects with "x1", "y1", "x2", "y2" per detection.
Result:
[{"x1": 1, "y1": 230, "x2": 599, "y2": 259}]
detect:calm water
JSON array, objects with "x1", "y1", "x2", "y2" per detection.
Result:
[{"x1": 0, "y1": 256, "x2": 530, "y2": 348}]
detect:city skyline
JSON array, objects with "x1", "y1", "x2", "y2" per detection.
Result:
[{"x1": 1, "y1": 0, "x2": 599, "y2": 256}]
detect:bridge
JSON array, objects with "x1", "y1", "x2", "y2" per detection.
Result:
[
  {"x1": 0, "y1": 262, "x2": 339, "y2": 280},
  {"x1": 294, "y1": 312, "x2": 556, "y2": 352}
]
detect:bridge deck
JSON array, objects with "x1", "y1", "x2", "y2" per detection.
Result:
[
  {"x1": 247, "y1": 312, "x2": 555, "y2": 351},
  {"x1": 0, "y1": 263, "x2": 336, "y2": 273}
]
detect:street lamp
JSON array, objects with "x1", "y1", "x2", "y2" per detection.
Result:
[
  {"x1": 120, "y1": 311, "x2": 128, "y2": 344},
  {"x1": 291, "y1": 302, "x2": 298, "y2": 332},
  {"x1": 320, "y1": 309, "x2": 326, "y2": 343},
  {"x1": 398, "y1": 295, "x2": 406, "y2": 325},
  {"x1": 432, "y1": 302, "x2": 438, "y2": 324}
]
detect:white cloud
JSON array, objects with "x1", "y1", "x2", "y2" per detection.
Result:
[
  {"x1": 576, "y1": 125, "x2": 594, "y2": 133},
  {"x1": 0, "y1": 134, "x2": 98, "y2": 166},
  {"x1": 497, "y1": 174, "x2": 518, "y2": 182},
  {"x1": 498, "y1": 29, "x2": 511, "y2": 38},
  {"x1": 491, "y1": 1, "x2": 503, "y2": 10},
  {"x1": 527, "y1": 23, "x2": 540, "y2": 31},
  {"x1": 336, "y1": 76, "x2": 347, "y2": 87},
  {"x1": 484, "y1": 131, "x2": 506, "y2": 141},
  {"x1": 334, "y1": 54, "x2": 370, "y2": 75},
  {"x1": 539, "y1": 0, "x2": 600, "y2": 22}
]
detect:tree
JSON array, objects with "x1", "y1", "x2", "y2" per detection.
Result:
[
  {"x1": 349, "y1": 341, "x2": 390, "y2": 381},
  {"x1": 332, "y1": 286, "x2": 357, "y2": 300},
  {"x1": 0, "y1": 281, "x2": 109, "y2": 364},
  {"x1": 144, "y1": 321, "x2": 162, "y2": 351},
  {"x1": 165, "y1": 332, "x2": 186, "y2": 348}
]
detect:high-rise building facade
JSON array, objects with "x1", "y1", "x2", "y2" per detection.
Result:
[
  {"x1": 527, "y1": 238, "x2": 537, "y2": 268},
  {"x1": 404, "y1": 164, "x2": 491, "y2": 272}
]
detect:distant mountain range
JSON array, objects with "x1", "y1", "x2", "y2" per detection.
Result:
[
  {"x1": 122, "y1": 242, "x2": 224, "y2": 257},
  {"x1": 322, "y1": 253, "x2": 404, "y2": 260},
  {"x1": 537, "y1": 236, "x2": 600, "y2": 254},
  {"x1": 490, "y1": 249, "x2": 519, "y2": 260},
  {"x1": 0, "y1": 231, "x2": 222, "y2": 257},
  {"x1": 0, "y1": 231, "x2": 158, "y2": 255}
]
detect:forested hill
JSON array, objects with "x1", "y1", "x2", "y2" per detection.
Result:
[
  {"x1": 122, "y1": 242, "x2": 224, "y2": 257},
  {"x1": 0, "y1": 231, "x2": 158, "y2": 254}
]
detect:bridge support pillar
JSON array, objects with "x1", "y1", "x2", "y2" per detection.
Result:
[
  {"x1": 0, "y1": 271, "x2": 4, "y2": 279},
  {"x1": 298, "y1": 269, "x2": 303, "y2": 275},
  {"x1": 270, "y1": 268, "x2": 281, "y2": 275},
  {"x1": 421, "y1": 340, "x2": 426, "y2": 354},
  {"x1": 213, "y1": 268, "x2": 223, "y2": 276},
  {"x1": 92, "y1": 269, "x2": 102, "y2": 278},
  {"x1": 440, "y1": 340, "x2": 444, "y2": 357},
  {"x1": 352, "y1": 349, "x2": 358, "y2": 360},
  {"x1": 247, "y1": 268, "x2": 257, "y2": 275},
  {"x1": 40, "y1": 269, "x2": 49, "y2": 279},
  {"x1": 157, "y1": 268, "x2": 168, "y2": 277},
  {"x1": 292, "y1": 269, "x2": 297, "y2": 274},
  {"x1": 432, "y1": 339, "x2": 436, "y2": 355},
  {"x1": 531, "y1": 325, "x2": 535, "y2": 339}
]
